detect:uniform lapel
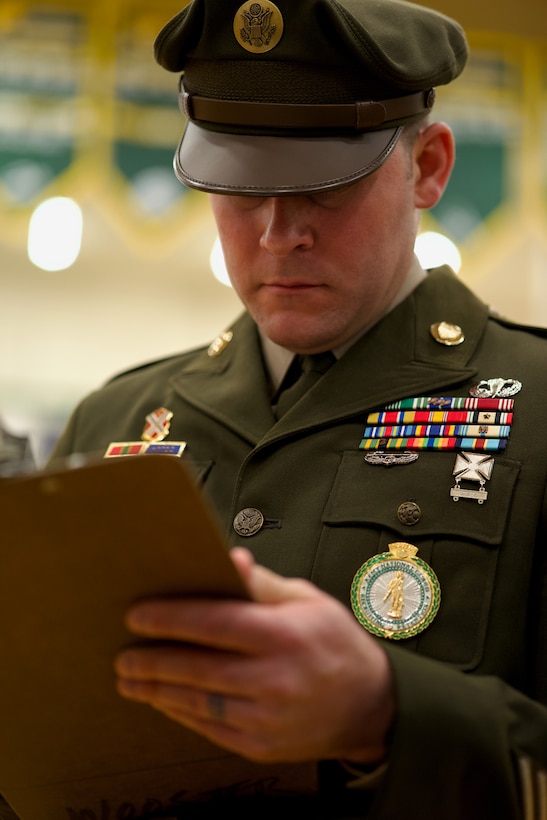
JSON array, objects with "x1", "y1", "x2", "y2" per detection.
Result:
[
  {"x1": 266, "y1": 268, "x2": 488, "y2": 434},
  {"x1": 169, "y1": 312, "x2": 276, "y2": 443}
]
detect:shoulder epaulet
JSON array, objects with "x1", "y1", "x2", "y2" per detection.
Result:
[{"x1": 488, "y1": 308, "x2": 547, "y2": 339}]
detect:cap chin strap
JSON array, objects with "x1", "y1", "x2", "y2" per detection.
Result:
[{"x1": 179, "y1": 87, "x2": 435, "y2": 132}]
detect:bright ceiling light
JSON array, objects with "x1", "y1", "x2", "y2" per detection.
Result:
[
  {"x1": 209, "y1": 236, "x2": 232, "y2": 287},
  {"x1": 210, "y1": 230, "x2": 462, "y2": 287},
  {"x1": 28, "y1": 197, "x2": 83, "y2": 271},
  {"x1": 414, "y1": 231, "x2": 462, "y2": 273}
]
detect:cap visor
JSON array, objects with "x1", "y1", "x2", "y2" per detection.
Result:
[{"x1": 174, "y1": 122, "x2": 403, "y2": 195}]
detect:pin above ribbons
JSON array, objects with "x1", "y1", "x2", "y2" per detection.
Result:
[
  {"x1": 142, "y1": 407, "x2": 174, "y2": 442},
  {"x1": 104, "y1": 407, "x2": 187, "y2": 458}
]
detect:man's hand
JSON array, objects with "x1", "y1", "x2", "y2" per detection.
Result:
[{"x1": 115, "y1": 547, "x2": 395, "y2": 766}]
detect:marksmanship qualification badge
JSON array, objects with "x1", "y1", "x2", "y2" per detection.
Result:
[{"x1": 351, "y1": 542, "x2": 440, "y2": 640}]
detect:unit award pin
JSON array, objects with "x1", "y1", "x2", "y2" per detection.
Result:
[
  {"x1": 351, "y1": 542, "x2": 440, "y2": 640},
  {"x1": 142, "y1": 407, "x2": 173, "y2": 442},
  {"x1": 104, "y1": 407, "x2": 187, "y2": 458}
]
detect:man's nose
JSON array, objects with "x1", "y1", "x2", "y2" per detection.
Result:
[{"x1": 259, "y1": 198, "x2": 314, "y2": 256}]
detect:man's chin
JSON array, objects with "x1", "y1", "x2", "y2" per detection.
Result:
[{"x1": 258, "y1": 321, "x2": 341, "y2": 354}]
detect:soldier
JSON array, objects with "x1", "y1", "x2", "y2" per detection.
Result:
[{"x1": 4, "y1": 1, "x2": 544, "y2": 818}]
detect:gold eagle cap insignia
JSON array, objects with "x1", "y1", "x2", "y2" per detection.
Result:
[{"x1": 233, "y1": 2, "x2": 284, "y2": 53}]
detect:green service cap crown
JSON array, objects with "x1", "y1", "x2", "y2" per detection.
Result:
[{"x1": 155, "y1": 0, "x2": 469, "y2": 195}]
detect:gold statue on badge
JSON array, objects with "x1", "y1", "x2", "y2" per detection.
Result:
[{"x1": 351, "y1": 542, "x2": 441, "y2": 640}]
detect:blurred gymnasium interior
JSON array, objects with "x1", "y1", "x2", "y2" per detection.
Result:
[{"x1": 0, "y1": 0, "x2": 546, "y2": 465}]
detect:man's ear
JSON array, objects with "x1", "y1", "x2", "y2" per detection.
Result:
[{"x1": 413, "y1": 122, "x2": 455, "y2": 210}]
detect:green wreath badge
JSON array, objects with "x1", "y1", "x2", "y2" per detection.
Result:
[{"x1": 351, "y1": 542, "x2": 441, "y2": 640}]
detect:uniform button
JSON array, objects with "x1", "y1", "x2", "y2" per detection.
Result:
[
  {"x1": 397, "y1": 501, "x2": 422, "y2": 526},
  {"x1": 233, "y1": 507, "x2": 265, "y2": 537}
]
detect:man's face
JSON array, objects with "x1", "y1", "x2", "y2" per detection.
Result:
[{"x1": 209, "y1": 139, "x2": 420, "y2": 354}]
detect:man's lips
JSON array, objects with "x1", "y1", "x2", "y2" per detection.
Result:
[{"x1": 264, "y1": 282, "x2": 323, "y2": 291}]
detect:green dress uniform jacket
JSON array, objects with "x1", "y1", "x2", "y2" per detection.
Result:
[{"x1": 46, "y1": 267, "x2": 547, "y2": 819}]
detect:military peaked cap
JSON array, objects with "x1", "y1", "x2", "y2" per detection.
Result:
[{"x1": 155, "y1": 0, "x2": 468, "y2": 194}]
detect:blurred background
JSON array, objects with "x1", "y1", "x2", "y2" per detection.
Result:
[{"x1": 0, "y1": 0, "x2": 546, "y2": 466}]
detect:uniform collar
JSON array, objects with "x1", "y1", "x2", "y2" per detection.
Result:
[
  {"x1": 168, "y1": 266, "x2": 486, "y2": 444},
  {"x1": 260, "y1": 256, "x2": 427, "y2": 393}
]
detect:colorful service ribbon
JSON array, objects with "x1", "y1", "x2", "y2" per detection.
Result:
[
  {"x1": 360, "y1": 397, "x2": 514, "y2": 453},
  {"x1": 362, "y1": 424, "x2": 511, "y2": 439},
  {"x1": 104, "y1": 441, "x2": 186, "y2": 458},
  {"x1": 366, "y1": 410, "x2": 513, "y2": 425},
  {"x1": 360, "y1": 436, "x2": 507, "y2": 452},
  {"x1": 384, "y1": 397, "x2": 515, "y2": 411}
]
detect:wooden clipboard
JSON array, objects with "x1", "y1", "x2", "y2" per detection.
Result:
[{"x1": 0, "y1": 455, "x2": 316, "y2": 819}]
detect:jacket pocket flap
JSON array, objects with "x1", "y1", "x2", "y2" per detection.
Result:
[{"x1": 323, "y1": 450, "x2": 520, "y2": 545}]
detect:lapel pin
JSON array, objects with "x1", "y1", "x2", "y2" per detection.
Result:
[
  {"x1": 430, "y1": 321, "x2": 464, "y2": 346},
  {"x1": 104, "y1": 407, "x2": 186, "y2": 458},
  {"x1": 142, "y1": 407, "x2": 173, "y2": 442},
  {"x1": 208, "y1": 330, "x2": 233, "y2": 357}
]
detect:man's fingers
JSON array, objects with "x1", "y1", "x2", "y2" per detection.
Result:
[{"x1": 231, "y1": 546, "x2": 317, "y2": 604}]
